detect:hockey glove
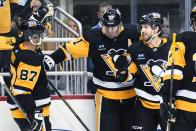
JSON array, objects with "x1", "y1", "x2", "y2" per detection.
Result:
[
  {"x1": 112, "y1": 55, "x2": 132, "y2": 82},
  {"x1": 30, "y1": 4, "x2": 54, "y2": 22},
  {"x1": 28, "y1": 109, "x2": 43, "y2": 131},
  {"x1": 43, "y1": 55, "x2": 55, "y2": 71},
  {"x1": 160, "y1": 96, "x2": 176, "y2": 123}
]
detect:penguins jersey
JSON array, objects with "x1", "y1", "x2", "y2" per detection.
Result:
[
  {"x1": 163, "y1": 31, "x2": 196, "y2": 112},
  {"x1": 129, "y1": 38, "x2": 171, "y2": 109},
  {"x1": 0, "y1": 0, "x2": 17, "y2": 33},
  {"x1": 7, "y1": 43, "x2": 51, "y2": 119},
  {"x1": 50, "y1": 24, "x2": 139, "y2": 100}
]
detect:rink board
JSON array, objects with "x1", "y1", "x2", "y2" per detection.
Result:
[
  {"x1": 0, "y1": 95, "x2": 162, "y2": 131},
  {"x1": 0, "y1": 95, "x2": 95, "y2": 131}
]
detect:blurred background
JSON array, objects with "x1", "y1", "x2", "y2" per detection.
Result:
[{"x1": 51, "y1": 0, "x2": 196, "y2": 33}]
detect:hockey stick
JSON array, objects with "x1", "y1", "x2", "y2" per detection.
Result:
[
  {"x1": 37, "y1": 47, "x2": 90, "y2": 131},
  {"x1": 0, "y1": 75, "x2": 33, "y2": 125},
  {"x1": 48, "y1": 80, "x2": 90, "y2": 131},
  {"x1": 166, "y1": 33, "x2": 176, "y2": 131}
]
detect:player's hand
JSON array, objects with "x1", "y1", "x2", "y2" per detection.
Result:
[
  {"x1": 113, "y1": 55, "x2": 132, "y2": 71},
  {"x1": 160, "y1": 96, "x2": 176, "y2": 122},
  {"x1": 27, "y1": 109, "x2": 43, "y2": 131},
  {"x1": 29, "y1": 4, "x2": 54, "y2": 22},
  {"x1": 43, "y1": 55, "x2": 55, "y2": 71},
  {"x1": 112, "y1": 55, "x2": 132, "y2": 82},
  {"x1": 115, "y1": 70, "x2": 129, "y2": 82},
  {"x1": 44, "y1": 4, "x2": 54, "y2": 18}
]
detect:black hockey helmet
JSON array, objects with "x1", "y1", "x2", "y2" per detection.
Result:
[
  {"x1": 20, "y1": 20, "x2": 45, "y2": 45},
  {"x1": 190, "y1": 6, "x2": 196, "y2": 25},
  {"x1": 139, "y1": 12, "x2": 163, "y2": 30},
  {"x1": 101, "y1": 8, "x2": 122, "y2": 27}
]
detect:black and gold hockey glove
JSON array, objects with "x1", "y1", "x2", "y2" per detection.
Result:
[
  {"x1": 160, "y1": 96, "x2": 176, "y2": 123},
  {"x1": 26, "y1": 109, "x2": 43, "y2": 131},
  {"x1": 112, "y1": 55, "x2": 132, "y2": 82}
]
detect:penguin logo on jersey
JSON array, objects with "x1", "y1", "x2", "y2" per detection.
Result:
[
  {"x1": 140, "y1": 59, "x2": 167, "y2": 92},
  {"x1": 101, "y1": 49, "x2": 127, "y2": 76},
  {"x1": 0, "y1": 0, "x2": 6, "y2": 7}
]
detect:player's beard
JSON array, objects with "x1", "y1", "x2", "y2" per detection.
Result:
[{"x1": 142, "y1": 32, "x2": 152, "y2": 42}]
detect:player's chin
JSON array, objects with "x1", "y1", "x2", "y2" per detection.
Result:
[
  {"x1": 142, "y1": 36, "x2": 149, "y2": 41},
  {"x1": 106, "y1": 33, "x2": 117, "y2": 39}
]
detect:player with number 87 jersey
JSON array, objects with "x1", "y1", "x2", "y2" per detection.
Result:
[{"x1": 7, "y1": 20, "x2": 52, "y2": 131}]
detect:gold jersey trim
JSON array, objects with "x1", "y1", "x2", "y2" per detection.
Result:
[
  {"x1": 11, "y1": 105, "x2": 50, "y2": 119},
  {"x1": 176, "y1": 100, "x2": 196, "y2": 112},
  {"x1": 140, "y1": 99, "x2": 160, "y2": 109},
  {"x1": 95, "y1": 92, "x2": 102, "y2": 131},
  {"x1": 97, "y1": 88, "x2": 136, "y2": 100}
]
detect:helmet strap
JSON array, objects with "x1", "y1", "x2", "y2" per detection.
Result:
[{"x1": 145, "y1": 30, "x2": 161, "y2": 43}]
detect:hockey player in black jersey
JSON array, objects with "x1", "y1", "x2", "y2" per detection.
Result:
[
  {"x1": 127, "y1": 12, "x2": 171, "y2": 131},
  {"x1": 160, "y1": 6, "x2": 196, "y2": 131},
  {"x1": 44, "y1": 8, "x2": 140, "y2": 131},
  {"x1": 7, "y1": 20, "x2": 52, "y2": 131}
]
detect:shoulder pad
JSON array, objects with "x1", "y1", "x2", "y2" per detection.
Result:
[
  {"x1": 83, "y1": 28, "x2": 102, "y2": 42},
  {"x1": 18, "y1": 50, "x2": 43, "y2": 66}
]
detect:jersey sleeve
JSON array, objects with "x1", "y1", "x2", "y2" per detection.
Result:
[
  {"x1": 161, "y1": 41, "x2": 186, "y2": 97},
  {"x1": 50, "y1": 36, "x2": 90, "y2": 64}
]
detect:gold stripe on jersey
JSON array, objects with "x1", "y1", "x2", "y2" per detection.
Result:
[
  {"x1": 66, "y1": 37, "x2": 89, "y2": 58},
  {"x1": 19, "y1": 43, "x2": 28, "y2": 50},
  {"x1": 42, "y1": 105, "x2": 50, "y2": 117},
  {"x1": 128, "y1": 39, "x2": 132, "y2": 47},
  {"x1": 14, "y1": 62, "x2": 41, "y2": 93},
  {"x1": 140, "y1": 99, "x2": 160, "y2": 109},
  {"x1": 0, "y1": 0, "x2": 11, "y2": 33},
  {"x1": 95, "y1": 92, "x2": 102, "y2": 131},
  {"x1": 11, "y1": 105, "x2": 50, "y2": 119},
  {"x1": 10, "y1": 64, "x2": 16, "y2": 89},
  {"x1": 163, "y1": 74, "x2": 182, "y2": 81},
  {"x1": 11, "y1": 108, "x2": 26, "y2": 118},
  {"x1": 176, "y1": 100, "x2": 196, "y2": 112},
  {"x1": 139, "y1": 35, "x2": 143, "y2": 40},
  {"x1": 97, "y1": 88, "x2": 136, "y2": 100},
  {"x1": 10, "y1": 0, "x2": 18, "y2": 3},
  {"x1": 167, "y1": 42, "x2": 186, "y2": 67},
  {"x1": 11, "y1": 51, "x2": 16, "y2": 64}
]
